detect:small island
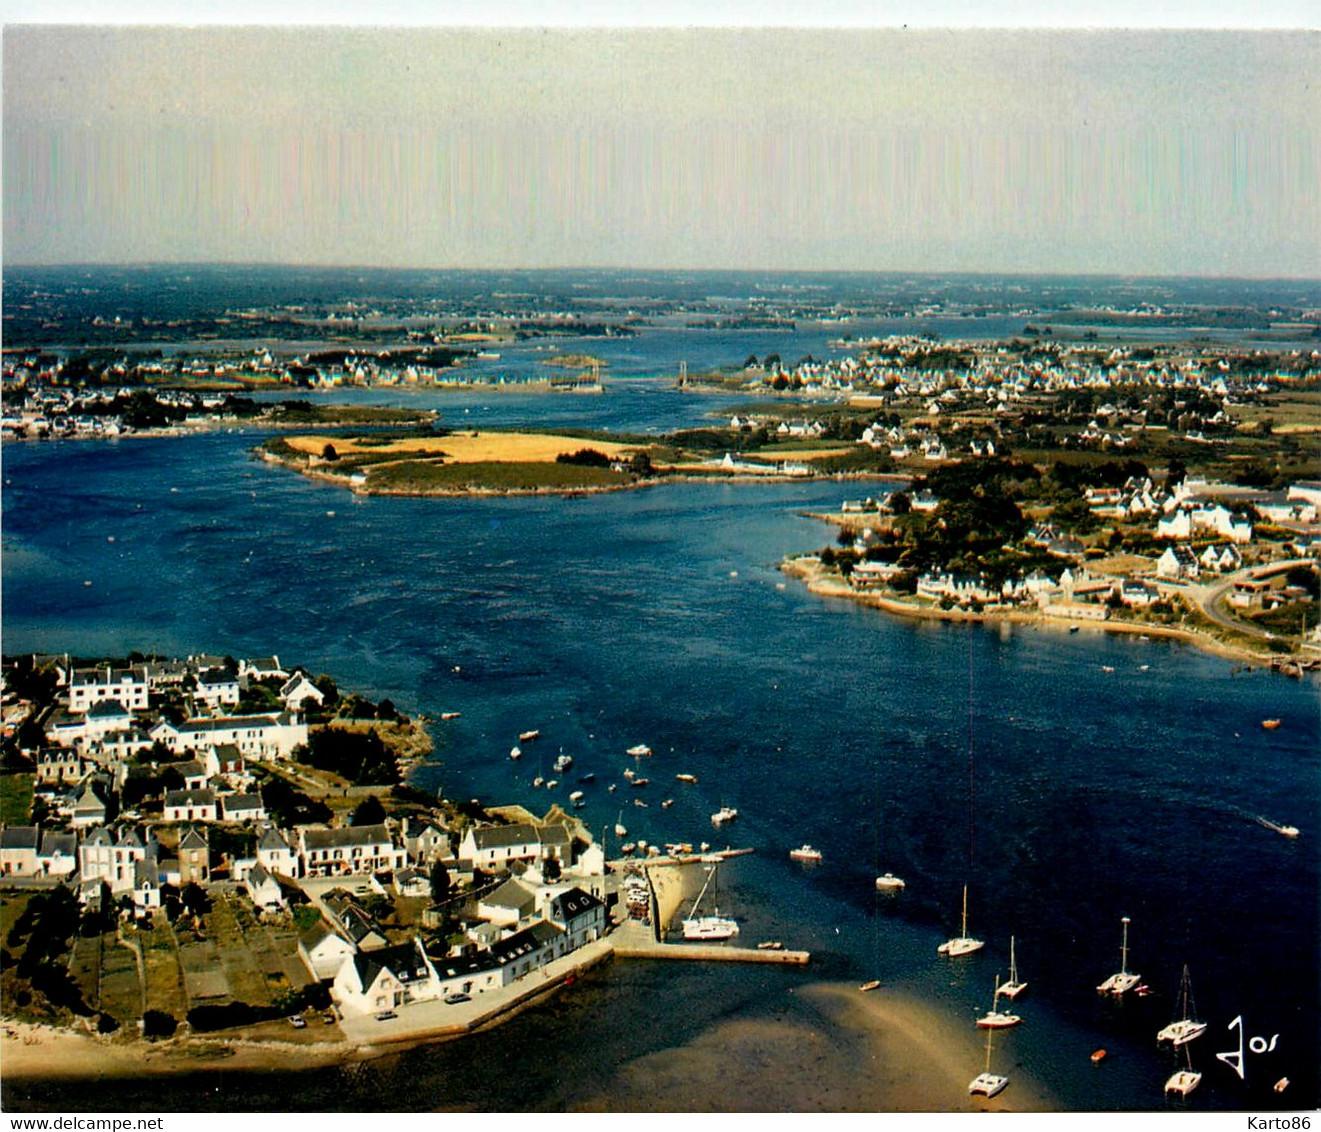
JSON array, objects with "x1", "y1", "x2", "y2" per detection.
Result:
[{"x1": 259, "y1": 422, "x2": 898, "y2": 496}]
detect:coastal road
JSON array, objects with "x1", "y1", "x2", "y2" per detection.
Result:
[{"x1": 1174, "y1": 558, "x2": 1315, "y2": 643}]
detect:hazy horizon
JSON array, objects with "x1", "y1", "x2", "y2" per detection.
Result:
[{"x1": 5, "y1": 26, "x2": 1318, "y2": 279}]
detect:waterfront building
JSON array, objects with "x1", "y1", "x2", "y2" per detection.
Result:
[
  {"x1": 299, "y1": 823, "x2": 407, "y2": 878},
  {"x1": 68, "y1": 665, "x2": 149, "y2": 714},
  {"x1": 149, "y1": 711, "x2": 308, "y2": 760}
]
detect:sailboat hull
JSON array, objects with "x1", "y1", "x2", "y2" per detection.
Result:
[
  {"x1": 999, "y1": 981, "x2": 1027, "y2": 999},
  {"x1": 976, "y1": 1012, "x2": 1023, "y2": 1028},
  {"x1": 1164, "y1": 1070, "x2": 1201, "y2": 1096},
  {"x1": 938, "y1": 937, "x2": 985, "y2": 957},
  {"x1": 969, "y1": 1073, "x2": 1009, "y2": 1097},
  {"x1": 1157, "y1": 1020, "x2": 1207, "y2": 1046}
]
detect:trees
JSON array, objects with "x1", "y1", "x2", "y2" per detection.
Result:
[
  {"x1": 350, "y1": 795, "x2": 387, "y2": 827},
  {"x1": 429, "y1": 859, "x2": 451, "y2": 905}
]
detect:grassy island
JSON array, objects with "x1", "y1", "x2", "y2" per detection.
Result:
[{"x1": 260, "y1": 423, "x2": 900, "y2": 497}]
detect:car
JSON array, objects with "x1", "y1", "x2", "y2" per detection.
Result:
[
  {"x1": 289, "y1": 1015, "x2": 306, "y2": 1029},
  {"x1": 374, "y1": 1010, "x2": 397, "y2": 1021},
  {"x1": 444, "y1": 993, "x2": 471, "y2": 1005},
  {"x1": 322, "y1": 1012, "x2": 336, "y2": 1026}
]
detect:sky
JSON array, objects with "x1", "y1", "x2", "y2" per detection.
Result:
[{"x1": 2, "y1": 5, "x2": 1319, "y2": 277}]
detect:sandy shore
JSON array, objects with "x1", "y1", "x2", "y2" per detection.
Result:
[
  {"x1": 780, "y1": 555, "x2": 1282, "y2": 667},
  {"x1": 565, "y1": 981, "x2": 1056, "y2": 1112},
  {"x1": 0, "y1": 1019, "x2": 361, "y2": 1081}
]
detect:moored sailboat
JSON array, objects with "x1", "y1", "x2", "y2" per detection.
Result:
[
  {"x1": 976, "y1": 974, "x2": 1023, "y2": 1029},
  {"x1": 1157, "y1": 965, "x2": 1207, "y2": 1046},
  {"x1": 1164, "y1": 1038, "x2": 1202, "y2": 1096},
  {"x1": 968, "y1": 1023, "x2": 1009, "y2": 1098},
  {"x1": 1097, "y1": 916, "x2": 1141, "y2": 995},
  {"x1": 999, "y1": 935, "x2": 1027, "y2": 999},
  {"x1": 681, "y1": 863, "x2": 739, "y2": 940},
  {"x1": 938, "y1": 885, "x2": 985, "y2": 956}
]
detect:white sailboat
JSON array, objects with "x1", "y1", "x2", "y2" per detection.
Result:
[
  {"x1": 999, "y1": 936, "x2": 1027, "y2": 999},
  {"x1": 938, "y1": 885, "x2": 985, "y2": 956},
  {"x1": 1157, "y1": 965, "x2": 1207, "y2": 1046},
  {"x1": 976, "y1": 974, "x2": 1023, "y2": 1029},
  {"x1": 681, "y1": 863, "x2": 739, "y2": 941},
  {"x1": 968, "y1": 1023, "x2": 1009, "y2": 1097},
  {"x1": 1164, "y1": 1038, "x2": 1202, "y2": 1096},
  {"x1": 614, "y1": 809, "x2": 628, "y2": 838},
  {"x1": 1097, "y1": 916, "x2": 1141, "y2": 995}
]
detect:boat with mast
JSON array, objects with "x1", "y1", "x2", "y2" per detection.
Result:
[
  {"x1": 614, "y1": 809, "x2": 628, "y2": 839},
  {"x1": 1157, "y1": 965, "x2": 1207, "y2": 1046},
  {"x1": 968, "y1": 1023, "x2": 1009, "y2": 1097},
  {"x1": 938, "y1": 885, "x2": 985, "y2": 956},
  {"x1": 1164, "y1": 1038, "x2": 1202, "y2": 1096},
  {"x1": 1097, "y1": 916, "x2": 1140, "y2": 995},
  {"x1": 999, "y1": 935, "x2": 1027, "y2": 999},
  {"x1": 976, "y1": 973, "x2": 1023, "y2": 1028},
  {"x1": 681, "y1": 863, "x2": 739, "y2": 941}
]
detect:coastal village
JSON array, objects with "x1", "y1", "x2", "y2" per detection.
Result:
[{"x1": 0, "y1": 652, "x2": 672, "y2": 1052}]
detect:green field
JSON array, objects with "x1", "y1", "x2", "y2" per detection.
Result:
[
  {"x1": 366, "y1": 459, "x2": 629, "y2": 493},
  {"x1": 0, "y1": 774, "x2": 35, "y2": 825}
]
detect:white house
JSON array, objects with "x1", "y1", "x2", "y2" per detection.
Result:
[
  {"x1": 221, "y1": 792, "x2": 267, "y2": 824},
  {"x1": 477, "y1": 877, "x2": 538, "y2": 928},
  {"x1": 194, "y1": 668, "x2": 242, "y2": 711},
  {"x1": 256, "y1": 826, "x2": 299, "y2": 877},
  {"x1": 298, "y1": 824, "x2": 408, "y2": 879},
  {"x1": 0, "y1": 826, "x2": 40, "y2": 876},
  {"x1": 279, "y1": 672, "x2": 324, "y2": 712},
  {"x1": 245, "y1": 862, "x2": 286, "y2": 911},
  {"x1": 332, "y1": 938, "x2": 441, "y2": 1017},
  {"x1": 79, "y1": 827, "x2": 158, "y2": 893},
  {"x1": 1156, "y1": 545, "x2": 1200, "y2": 580},
  {"x1": 460, "y1": 823, "x2": 573, "y2": 873},
  {"x1": 68, "y1": 666, "x2": 149, "y2": 713},
  {"x1": 163, "y1": 788, "x2": 219, "y2": 824},
  {"x1": 149, "y1": 712, "x2": 308, "y2": 761},
  {"x1": 299, "y1": 922, "x2": 358, "y2": 981}
]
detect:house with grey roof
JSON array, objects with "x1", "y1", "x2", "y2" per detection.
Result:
[
  {"x1": 68, "y1": 665, "x2": 149, "y2": 713},
  {"x1": 194, "y1": 668, "x2": 242, "y2": 711},
  {"x1": 38, "y1": 830, "x2": 78, "y2": 877},
  {"x1": 299, "y1": 921, "x2": 357, "y2": 980},
  {"x1": 279, "y1": 671, "x2": 324, "y2": 712},
  {"x1": 246, "y1": 863, "x2": 286, "y2": 911},
  {"x1": 547, "y1": 887, "x2": 607, "y2": 950},
  {"x1": 163, "y1": 788, "x2": 219, "y2": 823},
  {"x1": 460, "y1": 821, "x2": 574, "y2": 873},
  {"x1": 221, "y1": 792, "x2": 267, "y2": 824},
  {"x1": 149, "y1": 711, "x2": 307, "y2": 761},
  {"x1": 257, "y1": 826, "x2": 299, "y2": 877},
  {"x1": 80, "y1": 826, "x2": 158, "y2": 894},
  {"x1": 0, "y1": 826, "x2": 40, "y2": 876},
  {"x1": 178, "y1": 826, "x2": 210, "y2": 885},
  {"x1": 70, "y1": 782, "x2": 108, "y2": 829},
  {"x1": 298, "y1": 824, "x2": 407, "y2": 879},
  {"x1": 477, "y1": 877, "x2": 537, "y2": 928},
  {"x1": 331, "y1": 938, "x2": 441, "y2": 1017}
]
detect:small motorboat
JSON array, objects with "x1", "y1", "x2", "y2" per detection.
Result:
[
  {"x1": 712, "y1": 806, "x2": 738, "y2": 825},
  {"x1": 676, "y1": 773, "x2": 698, "y2": 783},
  {"x1": 510, "y1": 746, "x2": 522, "y2": 760},
  {"x1": 631, "y1": 777, "x2": 649, "y2": 787},
  {"x1": 661, "y1": 798, "x2": 674, "y2": 808},
  {"x1": 789, "y1": 844, "x2": 822, "y2": 862},
  {"x1": 627, "y1": 744, "x2": 653, "y2": 757},
  {"x1": 858, "y1": 980, "x2": 881, "y2": 992},
  {"x1": 1091, "y1": 1049, "x2": 1107, "y2": 1064},
  {"x1": 569, "y1": 790, "x2": 585, "y2": 808},
  {"x1": 1275, "y1": 1077, "x2": 1290, "y2": 1094},
  {"x1": 1262, "y1": 718, "x2": 1281, "y2": 730},
  {"x1": 875, "y1": 873, "x2": 906, "y2": 890},
  {"x1": 554, "y1": 754, "x2": 573, "y2": 772},
  {"x1": 578, "y1": 773, "x2": 596, "y2": 783},
  {"x1": 440, "y1": 712, "x2": 461, "y2": 720},
  {"x1": 532, "y1": 776, "x2": 544, "y2": 787},
  {"x1": 758, "y1": 940, "x2": 784, "y2": 951},
  {"x1": 519, "y1": 729, "x2": 540, "y2": 741}
]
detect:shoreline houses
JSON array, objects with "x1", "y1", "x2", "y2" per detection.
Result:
[{"x1": 2, "y1": 648, "x2": 619, "y2": 1032}]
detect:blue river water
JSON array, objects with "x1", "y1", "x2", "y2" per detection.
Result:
[{"x1": 2, "y1": 368, "x2": 1319, "y2": 1110}]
